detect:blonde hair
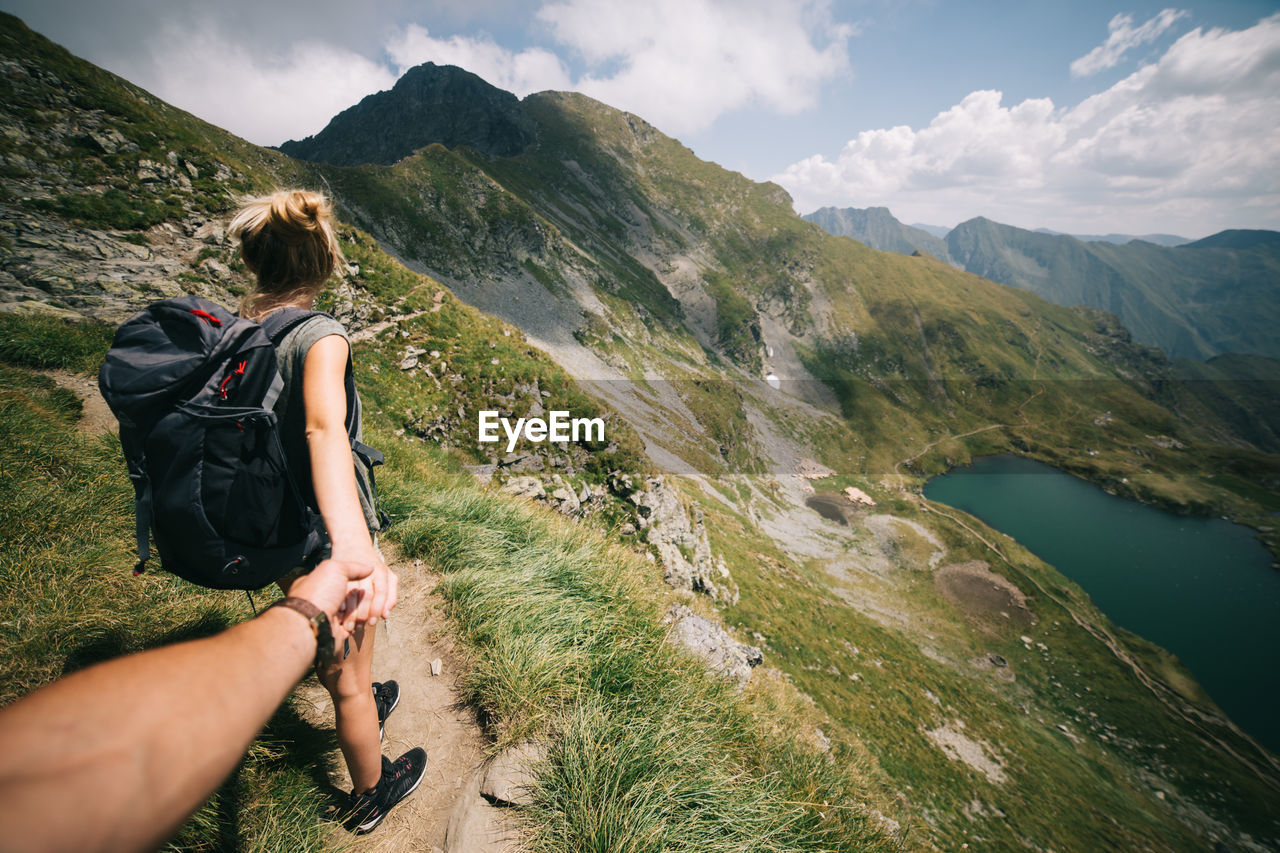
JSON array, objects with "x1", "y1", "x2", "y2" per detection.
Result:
[{"x1": 229, "y1": 189, "x2": 345, "y2": 319}]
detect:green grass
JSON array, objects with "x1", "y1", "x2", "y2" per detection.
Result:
[
  {"x1": 0, "y1": 312, "x2": 117, "y2": 372},
  {"x1": 704, "y1": 271, "x2": 761, "y2": 371},
  {"x1": 381, "y1": 445, "x2": 898, "y2": 852},
  {"x1": 336, "y1": 239, "x2": 648, "y2": 480},
  {"x1": 692, "y1": 479, "x2": 1280, "y2": 851},
  {"x1": 26, "y1": 187, "x2": 187, "y2": 230}
]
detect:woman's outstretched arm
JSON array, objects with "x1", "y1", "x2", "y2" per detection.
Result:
[{"x1": 301, "y1": 333, "x2": 397, "y2": 628}]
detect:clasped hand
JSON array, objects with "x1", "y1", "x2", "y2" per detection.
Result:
[
  {"x1": 339, "y1": 555, "x2": 398, "y2": 632},
  {"x1": 283, "y1": 555, "x2": 400, "y2": 642}
]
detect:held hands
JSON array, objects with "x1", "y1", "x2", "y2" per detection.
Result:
[
  {"x1": 286, "y1": 559, "x2": 373, "y2": 643},
  {"x1": 327, "y1": 546, "x2": 399, "y2": 632}
]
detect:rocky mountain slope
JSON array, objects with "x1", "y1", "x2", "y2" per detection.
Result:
[{"x1": 4, "y1": 13, "x2": 1280, "y2": 851}]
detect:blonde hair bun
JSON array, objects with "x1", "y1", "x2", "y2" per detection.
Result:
[{"x1": 230, "y1": 189, "x2": 345, "y2": 317}]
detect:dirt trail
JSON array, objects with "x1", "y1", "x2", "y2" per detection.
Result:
[
  {"x1": 54, "y1": 368, "x2": 522, "y2": 851},
  {"x1": 296, "y1": 549, "x2": 523, "y2": 852},
  {"x1": 42, "y1": 369, "x2": 117, "y2": 435}
]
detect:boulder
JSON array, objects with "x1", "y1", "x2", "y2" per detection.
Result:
[
  {"x1": 843, "y1": 486, "x2": 876, "y2": 506},
  {"x1": 444, "y1": 767, "x2": 523, "y2": 852},
  {"x1": 193, "y1": 220, "x2": 225, "y2": 245},
  {"x1": 198, "y1": 257, "x2": 230, "y2": 280},
  {"x1": 654, "y1": 541, "x2": 694, "y2": 591},
  {"x1": 480, "y1": 741, "x2": 547, "y2": 807},
  {"x1": 501, "y1": 476, "x2": 545, "y2": 501},
  {"x1": 399, "y1": 344, "x2": 427, "y2": 370},
  {"x1": 549, "y1": 484, "x2": 580, "y2": 515},
  {"x1": 665, "y1": 605, "x2": 763, "y2": 689}
]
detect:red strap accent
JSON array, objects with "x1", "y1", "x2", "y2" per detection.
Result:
[
  {"x1": 189, "y1": 309, "x2": 222, "y2": 327},
  {"x1": 219, "y1": 361, "x2": 248, "y2": 400}
]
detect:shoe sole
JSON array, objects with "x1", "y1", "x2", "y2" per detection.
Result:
[{"x1": 353, "y1": 759, "x2": 427, "y2": 834}]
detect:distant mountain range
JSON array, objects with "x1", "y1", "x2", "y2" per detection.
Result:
[
  {"x1": 805, "y1": 207, "x2": 1280, "y2": 361},
  {"x1": 900, "y1": 220, "x2": 1191, "y2": 246},
  {"x1": 1032, "y1": 227, "x2": 1190, "y2": 247},
  {"x1": 908, "y1": 222, "x2": 952, "y2": 239},
  {"x1": 806, "y1": 206, "x2": 954, "y2": 264}
]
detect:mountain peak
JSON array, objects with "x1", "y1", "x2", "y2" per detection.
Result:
[
  {"x1": 278, "y1": 62, "x2": 535, "y2": 166},
  {"x1": 805, "y1": 206, "x2": 954, "y2": 264}
]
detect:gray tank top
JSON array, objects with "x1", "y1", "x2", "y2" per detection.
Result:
[{"x1": 271, "y1": 314, "x2": 380, "y2": 534}]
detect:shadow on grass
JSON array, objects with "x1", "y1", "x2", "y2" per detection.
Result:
[
  {"x1": 60, "y1": 611, "x2": 234, "y2": 677},
  {"x1": 267, "y1": 696, "x2": 354, "y2": 814}
]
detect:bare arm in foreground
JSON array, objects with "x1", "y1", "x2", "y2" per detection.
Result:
[{"x1": 0, "y1": 559, "x2": 370, "y2": 853}]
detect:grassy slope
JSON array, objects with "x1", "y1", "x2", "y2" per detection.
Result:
[
  {"x1": 0, "y1": 317, "x2": 338, "y2": 852},
  {"x1": 449, "y1": 92, "x2": 1280, "y2": 553},
  {"x1": 0, "y1": 307, "x2": 898, "y2": 853},
  {"x1": 714, "y1": 490, "x2": 1280, "y2": 849},
  {"x1": 383, "y1": 444, "x2": 896, "y2": 853},
  {"x1": 436, "y1": 91, "x2": 1280, "y2": 847}
]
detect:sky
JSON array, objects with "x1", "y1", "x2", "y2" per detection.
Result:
[{"x1": 2, "y1": 0, "x2": 1278, "y2": 237}]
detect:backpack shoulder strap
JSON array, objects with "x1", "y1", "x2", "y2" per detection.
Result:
[{"x1": 259, "y1": 307, "x2": 331, "y2": 347}]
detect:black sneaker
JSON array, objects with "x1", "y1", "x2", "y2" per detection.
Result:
[
  {"x1": 344, "y1": 747, "x2": 428, "y2": 834},
  {"x1": 372, "y1": 680, "x2": 400, "y2": 741}
]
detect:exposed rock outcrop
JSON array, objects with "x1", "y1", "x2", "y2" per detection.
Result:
[
  {"x1": 665, "y1": 604, "x2": 763, "y2": 689},
  {"x1": 479, "y1": 741, "x2": 548, "y2": 807},
  {"x1": 628, "y1": 476, "x2": 738, "y2": 605}
]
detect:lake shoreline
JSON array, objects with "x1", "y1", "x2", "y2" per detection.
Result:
[
  {"x1": 932, "y1": 449, "x2": 1280, "y2": 569},
  {"x1": 924, "y1": 453, "x2": 1280, "y2": 754}
]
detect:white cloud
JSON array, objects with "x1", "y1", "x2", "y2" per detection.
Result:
[
  {"x1": 386, "y1": 0, "x2": 856, "y2": 136},
  {"x1": 1070, "y1": 8, "x2": 1188, "y2": 78},
  {"x1": 120, "y1": 0, "x2": 853, "y2": 146},
  {"x1": 536, "y1": 0, "x2": 853, "y2": 134},
  {"x1": 125, "y1": 27, "x2": 399, "y2": 146},
  {"x1": 385, "y1": 24, "x2": 573, "y2": 96},
  {"x1": 772, "y1": 14, "x2": 1280, "y2": 235}
]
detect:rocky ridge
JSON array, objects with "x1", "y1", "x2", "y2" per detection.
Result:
[{"x1": 279, "y1": 62, "x2": 535, "y2": 165}]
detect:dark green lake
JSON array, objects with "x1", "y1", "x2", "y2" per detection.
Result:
[{"x1": 923, "y1": 454, "x2": 1279, "y2": 753}]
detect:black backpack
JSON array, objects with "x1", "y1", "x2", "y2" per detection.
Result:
[{"x1": 99, "y1": 296, "x2": 383, "y2": 590}]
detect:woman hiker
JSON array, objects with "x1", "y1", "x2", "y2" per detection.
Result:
[{"x1": 230, "y1": 189, "x2": 426, "y2": 833}]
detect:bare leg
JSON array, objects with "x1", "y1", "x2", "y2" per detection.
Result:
[
  {"x1": 317, "y1": 623, "x2": 382, "y2": 793},
  {"x1": 280, "y1": 572, "x2": 382, "y2": 794}
]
